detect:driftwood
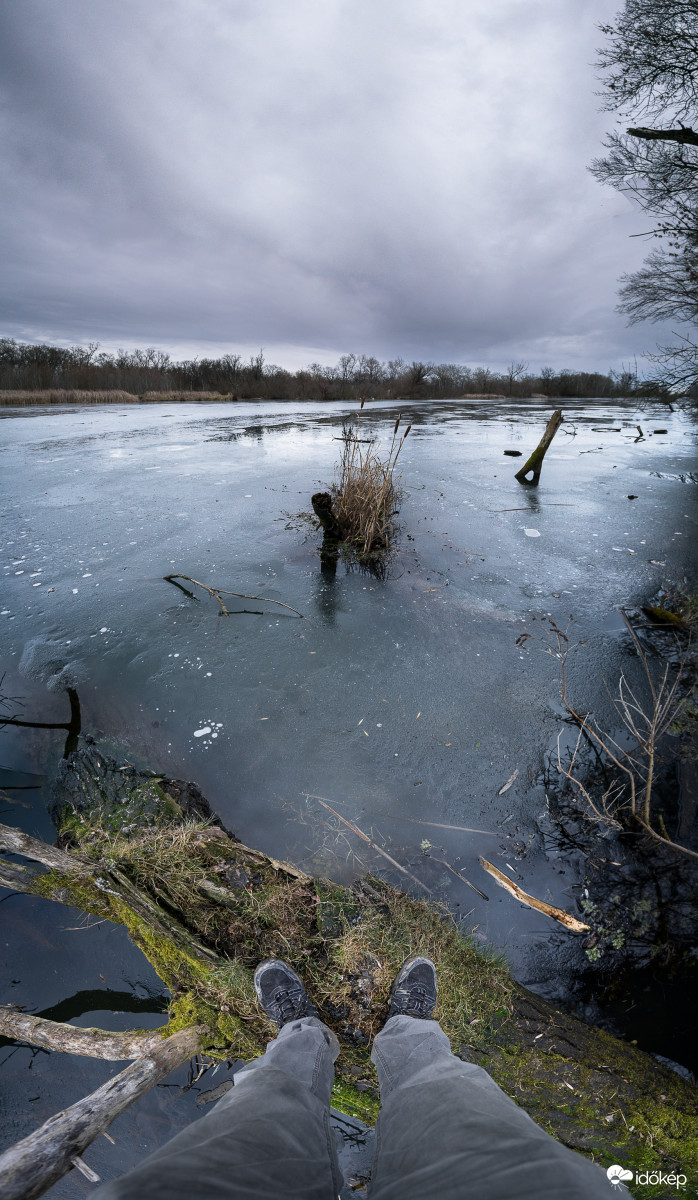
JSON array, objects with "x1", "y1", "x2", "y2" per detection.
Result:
[
  {"x1": 514, "y1": 409, "x2": 563, "y2": 485},
  {"x1": 0, "y1": 1027, "x2": 203, "y2": 1200},
  {"x1": 0, "y1": 1008, "x2": 165, "y2": 1060},
  {"x1": 479, "y1": 857, "x2": 590, "y2": 933}
]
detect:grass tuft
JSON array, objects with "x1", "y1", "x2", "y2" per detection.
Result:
[{"x1": 331, "y1": 405, "x2": 411, "y2": 555}]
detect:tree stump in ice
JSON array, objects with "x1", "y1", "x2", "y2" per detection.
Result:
[{"x1": 515, "y1": 409, "x2": 563, "y2": 486}]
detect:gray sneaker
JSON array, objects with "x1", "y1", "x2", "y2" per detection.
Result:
[
  {"x1": 254, "y1": 958, "x2": 317, "y2": 1029},
  {"x1": 387, "y1": 956, "x2": 437, "y2": 1020}
]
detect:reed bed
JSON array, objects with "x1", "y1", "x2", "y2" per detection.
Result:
[
  {"x1": 139, "y1": 391, "x2": 233, "y2": 401},
  {"x1": 0, "y1": 389, "x2": 139, "y2": 405},
  {"x1": 0, "y1": 389, "x2": 236, "y2": 406},
  {"x1": 331, "y1": 401, "x2": 411, "y2": 555}
]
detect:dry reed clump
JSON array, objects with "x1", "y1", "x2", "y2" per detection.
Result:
[
  {"x1": 331, "y1": 401, "x2": 411, "y2": 555},
  {"x1": 139, "y1": 391, "x2": 233, "y2": 401},
  {"x1": 0, "y1": 389, "x2": 139, "y2": 405}
]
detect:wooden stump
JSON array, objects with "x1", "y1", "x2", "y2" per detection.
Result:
[
  {"x1": 311, "y1": 492, "x2": 345, "y2": 539},
  {"x1": 515, "y1": 409, "x2": 563, "y2": 486}
]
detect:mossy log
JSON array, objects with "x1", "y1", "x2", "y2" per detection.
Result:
[
  {"x1": 515, "y1": 409, "x2": 563, "y2": 485},
  {"x1": 1, "y1": 747, "x2": 697, "y2": 1199}
]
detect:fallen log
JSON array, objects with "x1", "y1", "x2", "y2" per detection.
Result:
[
  {"x1": 0, "y1": 1027, "x2": 203, "y2": 1200},
  {"x1": 1, "y1": 745, "x2": 696, "y2": 1194},
  {"x1": 515, "y1": 409, "x2": 563, "y2": 485}
]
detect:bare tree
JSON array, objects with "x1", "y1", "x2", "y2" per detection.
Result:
[
  {"x1": 505, "y1": 361, "x2": 528, "y2": 394},
  {"x1": 591, "y1": 0, "x2": 698, "y2": 389}
]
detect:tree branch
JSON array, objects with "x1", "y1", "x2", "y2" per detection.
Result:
[
  {"x1": 0, "y1": 1026, "x2": 204, "y2": 1200},
  {"x1": 627, "y1": 125, "x2": 698, "y2": 145},
  {"x1": 0, "y1": 1008, "x2": 166, "y2": 1060},
  {"x1": 0, "y1": 824, "x2": 92, "y2": 875}
]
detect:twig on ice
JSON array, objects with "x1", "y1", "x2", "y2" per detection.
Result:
[{"x1": 163, "y1": 574, "x2": 303, "y2": 618}]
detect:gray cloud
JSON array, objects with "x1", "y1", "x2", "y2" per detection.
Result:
[{"x1": 0, "y1": 0, "x2": 673, "y2": 370}]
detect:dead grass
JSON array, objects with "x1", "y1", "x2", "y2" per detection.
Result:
[
  {"x1": 139, "y1": 391, "x2": 233, "y2": 401},
  {"x1": 0, "y1": 389, "x2": 139, "y2": 405},
  {"x1": 331, "y1": 403, "x2": 411, "y2": 555},
  {"x1": 307, "y1": 879, "x2": 512, "y2": 1052},
  {"x1": 0, "y1": 389, "x2": 235, "y2": 405}
]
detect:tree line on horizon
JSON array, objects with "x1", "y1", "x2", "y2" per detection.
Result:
[{"x1": 0, "y1": 338, "x2": 662, "y2": 400}]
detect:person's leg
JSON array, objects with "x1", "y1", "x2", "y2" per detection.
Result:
[
  {"x1": 94, "y1": 962, "x2": 342, "y2": 1200},
  {"x1": 369, "y1": 958, "x2": 612, "y2": 1200}
]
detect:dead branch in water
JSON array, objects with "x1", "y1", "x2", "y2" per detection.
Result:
[
  {"x1": 0, "y1": 1027, "x2": 203, "y2": 1200},
  {"x1": 538, "y1": 614, "x2": 698, "y2": 861},
  {"x1": 479, "y1": 858, "x2": 589, "y2": 932},
  {"x1": 163, "y1": 574, "x2": 303, "y2": 618},
  {"x1": 427, "y1": 854, "x2": 489, "y2": 901},
  {"x1": 377, "y1": 813, "x2": 497, "y2": 836},
  {"x1": 310, "y1": 795, "x2": 431, "y2": 894}
]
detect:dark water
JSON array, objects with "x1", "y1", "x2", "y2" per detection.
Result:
[{"x1": 1, "y1": 397, "x2": 696, "y2": 1188}]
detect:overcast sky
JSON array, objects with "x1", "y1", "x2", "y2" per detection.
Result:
[{"x1": 0, "y1": 0, "x2": 671, "y2": 372}]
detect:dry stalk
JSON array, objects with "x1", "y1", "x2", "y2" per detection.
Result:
[{"x1": 331, "y1": 401, "x2": 411, "y2": 555}]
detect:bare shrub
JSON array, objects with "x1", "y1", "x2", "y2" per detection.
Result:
[{"x1": 529, "y1": 613, "x2": 697, "y2": 860}]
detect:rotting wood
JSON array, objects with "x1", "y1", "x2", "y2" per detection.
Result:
[
  {"x1": 0, "y1": 1026, "x2": 203, "y2": 1200},
  {"x1": 0, "y1": 822, "x2": 222, "y2": 965},
  {"x1": 0, "y1": 824, "x2": 92, "y2": 875},
  {"x1": 0, "y1": 1008, "x2": 165, "y2": 1060},
  {"x1": 514, "y1": 409, "x2": 563, "y2": 486},
  {"x1": 233, "y1": 840, "x2": 313, "y2": 882},
  {"x1": 311, "y1": 491, "x2": 346, "y2": 540},
  {"x1": 163, "y1": 574, "x2": 303, "y2": 618},
  {"x1": 479, "y1": 858, "x2": 589, "y2": 933}
]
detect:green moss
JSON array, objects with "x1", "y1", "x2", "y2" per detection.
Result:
[
  {"x1": 480, "y1": 1040, "x2": 698, "y2": 1191},
  {"x1": 31, "y1": 869, "x2": 113, "y2": 919},
  {"x1": 331, "y1": 1078, "x2": 380, "y2": 1124}
]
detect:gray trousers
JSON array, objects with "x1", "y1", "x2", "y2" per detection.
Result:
[{"x1": 95, "y1": 1015, "x2": 611, "y2": 1199}]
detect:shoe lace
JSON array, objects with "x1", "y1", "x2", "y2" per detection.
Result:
[
  {"x1": 393, "y1": 984, "x2": 433, "y2": 1018},
  {"x1": 272, "y1": 985, "x2": 305, "y2": 1024}
]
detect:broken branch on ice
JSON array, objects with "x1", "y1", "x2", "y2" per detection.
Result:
[
  {"x1": 312, "y1": 797, "x2": 431, "y2": 894},
  {"x1": 163, "y1": 574, "x2": 303, "y2": 618},
  {"x1": 478, "y1": 858, "x2": 589, "y2": 932}
]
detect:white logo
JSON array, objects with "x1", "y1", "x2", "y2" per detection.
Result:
[
  {"x1": 608, "y1": 1164, "x2": 688, "y2": 1191},
  {"x1": 607, "y1": 1165, "x2": 633, "y2": 1188}
]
